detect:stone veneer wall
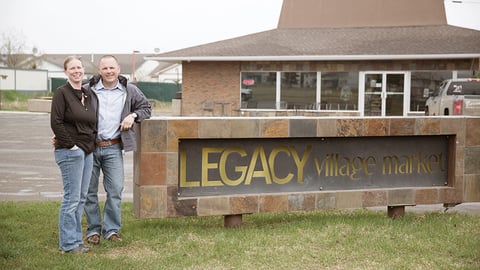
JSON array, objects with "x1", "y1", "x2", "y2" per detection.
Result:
[{"x1": 133, "y1": 116, "x2": 480, "y2": 218}]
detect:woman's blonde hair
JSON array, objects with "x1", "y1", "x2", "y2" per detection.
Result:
[{"x1": 63, "y1": 56, "x2": 83, "y2": 70}]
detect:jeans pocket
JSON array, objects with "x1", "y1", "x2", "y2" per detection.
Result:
[{"x1": 55, "y1": 148, "x2": 83, "y2": 165}]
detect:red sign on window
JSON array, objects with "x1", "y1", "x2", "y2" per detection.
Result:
[{"x1": 242, "y1": 79, "x2": 255, "y2": 86}]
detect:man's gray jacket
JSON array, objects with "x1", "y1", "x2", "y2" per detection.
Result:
[{"x1": 85, "y1": 75, "x2": 152, "y2": 152}]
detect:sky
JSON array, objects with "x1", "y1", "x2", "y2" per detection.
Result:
[
  {"x1": 1, "y1": 0, "x2": 479, "y2": 56},
  {"x1": 0, "y1": 0, "x2": 283, "y2": 55}
]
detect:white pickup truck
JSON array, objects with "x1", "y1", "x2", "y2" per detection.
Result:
[{"x1": 425, "y1": 78, "x2": 480, "y2": 116}]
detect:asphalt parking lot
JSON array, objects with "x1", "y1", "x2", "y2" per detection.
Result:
[
  {"x1": 0, "y1": 111, "x2": 133, "y2": 201},
  {"x1": 0, "y1": 111, "x2": 479, "y2": 215}
]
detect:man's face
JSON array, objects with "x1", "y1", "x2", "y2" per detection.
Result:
[{"x1": 98, "y1": 57, "x2": 121, "y2": 85}]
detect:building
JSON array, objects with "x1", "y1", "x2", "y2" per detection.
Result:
[
  {"x1": 149, "y1": 0, "x2": 480, "y2": 117},
  {"x1": 0, "y1": 53, "x2": 180, "y2": 87}
]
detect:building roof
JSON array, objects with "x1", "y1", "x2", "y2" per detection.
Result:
[
  {"x1": 3, "y1": 53, "x2": 150, "y2": 75},
  {"x1": 37, "y1": 53, "x2": 150, "y2": 74},
  {"x1": 147, "y1": 0, "x2": 479, "y2": 62},
  {"x1": 149, "y1": 25, "x2": 480, "y2": 62},
  {"x1": 1, "y1": 53, "x2": 178, "y2": 82}
]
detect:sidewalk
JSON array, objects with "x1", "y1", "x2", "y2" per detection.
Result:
[{"x1": 0, "y1": 111, "x2": 479, "y2": 215}]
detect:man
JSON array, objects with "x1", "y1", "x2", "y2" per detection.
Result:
[{"x1": 84, "y1": 55, "x2": 151, "y2": 244}]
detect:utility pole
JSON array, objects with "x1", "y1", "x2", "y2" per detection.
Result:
[{"x1": 132, "y1": 50, "x2": 140, "y2": 83}]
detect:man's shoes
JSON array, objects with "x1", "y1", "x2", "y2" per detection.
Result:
[
  {"x1": 87, "y1": 234, "x2": 100, "y2": 245},
  {"x1": 108, "y1": 233, "x2": 122, "y2": 242},
  {"x1": 62, "y1": 244, "x2": 89, "y2": 254}
]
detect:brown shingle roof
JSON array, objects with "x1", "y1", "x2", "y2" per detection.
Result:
[{"x1": 151, "y1": 25, "x2": 480, "y2": 61}]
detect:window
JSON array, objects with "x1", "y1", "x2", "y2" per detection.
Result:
[
  {"x1": 240, "y1": 71, "x2": 359, "y2": 110},
  {"x1": 240, "y1": 70, "x2": 473, "y2": 113},
  {"x1": 410, "y1": 71, "x2": 452, "y2": 112},
  {"x1": 320, "y1": 72, "x2": 358, "y2": 110},
  {"x1": 281, "y1": 72, "x2": 316, "y2": 109},
  {"x1": 446, "y1": 80, "x2": 480, "y2": 95},
  {"x1": 240, "y1": 72, "x2": 276, "y2": 109},
  {"x1": 457, "y1": 70, "x2": 477, "y2": 79}
]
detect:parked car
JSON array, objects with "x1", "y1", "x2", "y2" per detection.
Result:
[
  {"x1": 425, "y1": 78, "x2": 480, "y2": 116},
  {"x1": 241, "y1": 88, "x2": 253, "y2": 101}
]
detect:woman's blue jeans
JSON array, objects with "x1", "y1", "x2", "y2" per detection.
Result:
[{"x1": 55, "y1": 147, "x2": 93, "y2": 251}]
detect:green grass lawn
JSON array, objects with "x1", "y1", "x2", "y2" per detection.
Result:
[
  {"x1": 0, "y1": 90, "x2": 39, "y2": 111},
  {"x1": 1, "y1": 201, "x2": 479, "y2": 269},
  {"x1": 0, "y1": 90, "x2": 171, "y2": 114}
]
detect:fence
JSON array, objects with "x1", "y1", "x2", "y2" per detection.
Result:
[
  {"x1": 0, "y1": 67, "x2": 48, "y2": 94},
  {"x1": 50, "y1": 78, "x2": 180, "y2": 102}
]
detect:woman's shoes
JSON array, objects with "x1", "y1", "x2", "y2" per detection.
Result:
[{"x1": 61, "y1": 244, "x2": 90, "y2": 254}]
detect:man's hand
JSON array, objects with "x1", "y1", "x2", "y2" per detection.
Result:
[{"x1": 120, "y1": 113, "x2": 136, "y2": 131}]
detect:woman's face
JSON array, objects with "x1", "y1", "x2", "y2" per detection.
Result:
[{"x1": 64, "y1": 58, "x2": 84, "y2": 84}]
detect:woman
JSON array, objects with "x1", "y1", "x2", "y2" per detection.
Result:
[{"x1": 51, "y1": 56, "x2": 97, "y2": 254}]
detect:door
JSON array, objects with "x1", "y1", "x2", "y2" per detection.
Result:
[{"x1": 362, "y1": 72, "x2": 406, "y2": 116}]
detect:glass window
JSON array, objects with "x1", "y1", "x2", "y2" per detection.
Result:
[
  {"x1": 320, "y1": 72, "x2": 359, "y2": 110},
  {"x1": 364, "y1": 74, "x2": 383, "y2": 116},
  {"x1": 410, "y1": 71, "x2": 452, "y2": 112},
  {"x1": 457, "y1": 70, "x2": 476, "y2": 78},
  {"x1": 240, "y1": 72, "x2": 276, "y2": 109},
  {"x1": 281, "y1": 72, "x2": 316, "y2": 109},
  {"x1": 446, "y1": 80, "x2": 480, "y2": 95}
]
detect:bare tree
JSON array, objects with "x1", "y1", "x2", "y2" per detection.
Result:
[{"x1": 0, "y1": 32, "x2": 29, "y2": 68}]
